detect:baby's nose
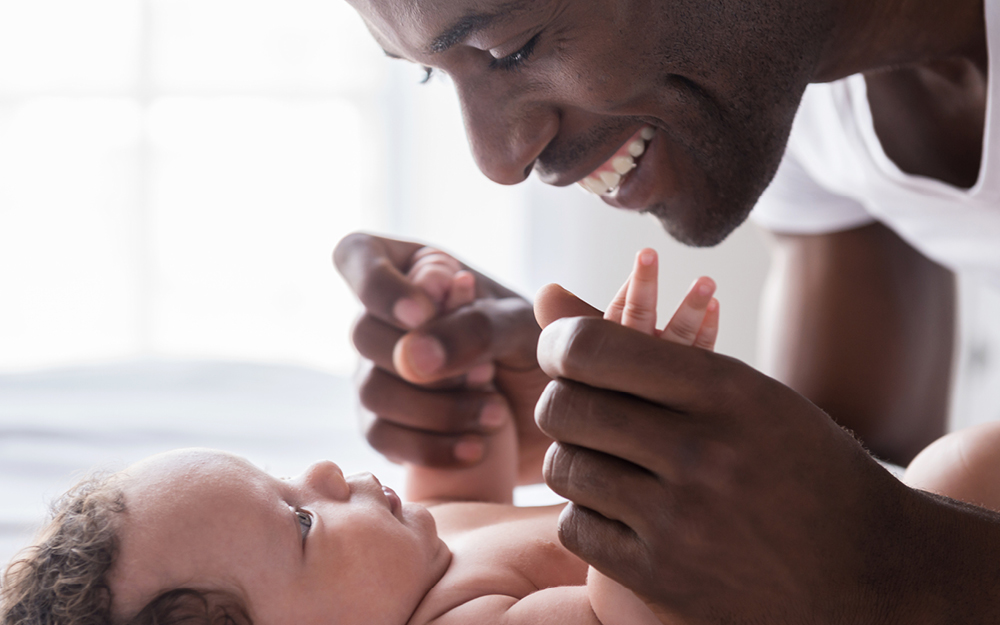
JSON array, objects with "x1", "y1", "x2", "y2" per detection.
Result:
[{"x1": 301, "y1": 460, "x2": 349, "y2": 500}]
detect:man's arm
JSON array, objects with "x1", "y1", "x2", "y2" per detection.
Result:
[{"x1": 758, "y1": 222, "x2": 955, "y2": 465}]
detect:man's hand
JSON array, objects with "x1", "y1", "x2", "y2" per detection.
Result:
[
  {"x1": 533, "y1": 285, "x2": 1000, "y2": 624},
  {"x1": 333, "y1": 232, "x2": 551, "y2": 483}
]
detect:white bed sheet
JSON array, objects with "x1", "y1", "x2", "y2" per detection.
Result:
[{"x1": 0, "y1": 359, "x2": 406, "y2": 566}]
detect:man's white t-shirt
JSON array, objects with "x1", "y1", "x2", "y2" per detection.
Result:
[{"x1": 751, "y1": 0, "x2": 1000, "y2": 290}]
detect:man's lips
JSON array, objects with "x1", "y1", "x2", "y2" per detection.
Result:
[{"x1": 578, "y1": 125, "x2": 656, "y2": 196}]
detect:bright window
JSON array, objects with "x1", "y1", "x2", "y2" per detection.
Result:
[{"x1": 0, "y1": 0, "x2": 529, "y2": 373}]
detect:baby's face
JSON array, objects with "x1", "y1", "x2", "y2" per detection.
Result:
[{"x1": 108, "y1": 449, "x2": 451, "y2": 625}]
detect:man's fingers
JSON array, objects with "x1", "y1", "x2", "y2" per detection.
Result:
[
  {"x1": 557, "y1": 503, "x2": 650, "y2": 590},
  {"x1": 333, "y1": 232, "x2": 437, "y2": 329},
  {"x1": 535, "y1": 283, "x2": 603, "y2": 328},
  {"x1": 535, "y1": 380, "x2": 690, "y2": 473},
  {"x1": 364, "y1": 419, "x2": 487, "y2": 467},
  {"x1": 359, "y1": 365, "x2": 508, "y2": 434},
  {"x1": 393, "y1": 296, "x2": 540, "y2": 383},
  {"x1": 352, "y1": 313, "x2": 404, "y2": 374},
  {"x1": 544, "y1": 442, "x2": 665, "y2": 535},
  {"x1": 538, "y1": 316, "x2": 736, "y2": 410}
]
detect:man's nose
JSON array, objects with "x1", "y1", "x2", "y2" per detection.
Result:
[
  {"x1": 300, "y1": 460, "x2": 350, "y2": 501},
  {"x1": 456, "y1": 80, "x2": 558, "y2": 185}
]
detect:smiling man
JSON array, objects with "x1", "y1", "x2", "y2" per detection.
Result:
[{"x1": 334, "y1": 0, "x2": 1000, "y2": 622}]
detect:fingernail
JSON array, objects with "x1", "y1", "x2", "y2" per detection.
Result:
[
  {"x1": 406, "y1": 335, "x2": 445, "y2": 375},
  {"x1": 639, "y1": 249, "x2": 656, "y2": 266},
  {"x1": 394, "y1": 297, "x2": 430, "y2": 329},
  {"x1": 479, "y1": 398, "x2": 507, "y2": 429},
  {"x1": 698, "y1": 279, "x2": 715, "y2": 296},
  {"x1": 466, "y1": 363, "x2": 494, "y2": 386},
  {"x1": 454, "y1": 437, "x2": 484, "y2": 463}
]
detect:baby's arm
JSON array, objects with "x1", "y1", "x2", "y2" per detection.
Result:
[
  {"x1": 590, "y1": 248, "x2": 718, "y2": 625},
  {"x1": 904, "y1": 421, "x2": 1000, "y2": 511},
  {"x1": 399, "y1": 248, "x2": 519, "y2": 505}
]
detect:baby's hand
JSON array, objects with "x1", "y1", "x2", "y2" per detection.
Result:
[
  {"x1": 406, "y1": 247, "x2": 477, "y2": 313},
  {"x1": 404, "y1": 247, "x2": 493, "y2": 386},
  {"x1": 604, "y1": 248, "x2": 719, "y2": 350}
]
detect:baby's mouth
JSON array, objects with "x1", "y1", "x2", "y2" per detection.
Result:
[{"x1": 578, "y1": 125, "x2": 656, "y2": 196}]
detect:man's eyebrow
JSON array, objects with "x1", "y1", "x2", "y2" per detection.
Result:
[{"x1": 429, "y1": 1, "x2": 532, "y2": 54}]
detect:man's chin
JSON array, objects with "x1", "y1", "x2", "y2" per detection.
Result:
[{"x1": 642, "y1": 197, "x2": 754, "y2": 248}]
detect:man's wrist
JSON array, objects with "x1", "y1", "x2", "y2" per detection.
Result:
[{"x1": 862, "y1": 485, "x2": 1000, "y2": 625}]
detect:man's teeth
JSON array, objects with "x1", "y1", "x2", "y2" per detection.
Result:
[
  {"x1": 580, "y1": 127, "x2": 654, "y2": 196},
  {"x1": 611, "y1": 156, "x2": 634, "y2": 175},
  {"x1": 599, "y1": 171, "x2": 621, "y2": 189}
]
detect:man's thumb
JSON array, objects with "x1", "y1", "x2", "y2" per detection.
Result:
[{"x1": 534, "y1": 283, "x2": 603, "y2": 329}]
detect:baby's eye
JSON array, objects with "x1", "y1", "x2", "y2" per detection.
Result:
[{"x1": 296, "y1": 509, "x2": 312, "y2": 541}]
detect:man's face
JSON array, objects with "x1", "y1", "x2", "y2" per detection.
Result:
[{"x1": 348, "y1": 0, "x2": 832, "y2": 246}]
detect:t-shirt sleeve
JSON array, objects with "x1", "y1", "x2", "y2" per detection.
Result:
[{"x1": 750, "y1": 149, "x2": 876, "y2": 234}]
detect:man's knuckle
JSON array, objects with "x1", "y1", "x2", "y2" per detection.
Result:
[
  {"x1": 535, "y1": 380, "x2": 580, "y2": 434},
  {"x1": 556, "y1": 317, "x2": 606, "y2": 378},
  {"x1": 332, "y1": 231, "x2": 369, "y2": 268},
  {"x1": 357, "y1": 372, "x2": 385, "y2": 412}
]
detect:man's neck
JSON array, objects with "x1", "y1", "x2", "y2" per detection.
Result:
[{"x1": 813, "y1": 0, "x2": 987, "y2": 82}]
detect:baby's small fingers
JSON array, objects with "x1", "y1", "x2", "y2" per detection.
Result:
[
  {"x1": 408, "y1": 248, "x2": 462, "y2": 306},
  {"x1": 604, "y1": 276, "x2": 631, "y2": 324},
  {"x1": 660, "y1": 277, "x2": 716, "y2": 346},
  {"x1": 445, "y1": 270, "x2": 476, "y2": 312},
  {"x1": 621, "y1": 249, "x2": 658, "y2": 334},
  {"x1": 693, "y1": 298, "x2": 720, "y2": 351}
]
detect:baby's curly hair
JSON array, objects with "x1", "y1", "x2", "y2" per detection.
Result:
[{"x1": 0, "y1": 473, "x2": 250, "y2": 625}]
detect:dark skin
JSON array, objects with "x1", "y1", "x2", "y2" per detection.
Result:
[
  {"x1": 760, "y1": 223, "x2": 956, "y2": 465},
  {"x1": 334, "y1": 0, "x2": 998, "y2": 621}
]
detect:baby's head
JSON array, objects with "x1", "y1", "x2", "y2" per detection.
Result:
[{"x1": 2, "y1": 449, "x2": 451, "y2": 625}]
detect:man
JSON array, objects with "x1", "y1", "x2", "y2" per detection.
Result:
[{"x1": 334, "y1": 0, "x2": 1000, "y2": 622}]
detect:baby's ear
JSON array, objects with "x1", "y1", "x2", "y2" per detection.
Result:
[{"x1": 534, "y1": 284, "x2": 602, "y2": 328}]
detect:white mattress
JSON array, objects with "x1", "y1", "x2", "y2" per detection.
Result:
[{"x1": 0, "y1": 359, "x2": 405, "y2": 566}]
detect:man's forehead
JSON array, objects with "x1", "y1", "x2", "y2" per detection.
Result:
[{"x1": 347, "y1": 0, "x2": 533, "y2": 57}]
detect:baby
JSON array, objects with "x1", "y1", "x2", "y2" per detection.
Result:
[{"x1": 0, "y1": 248, "x2": 719, "y2": 625}]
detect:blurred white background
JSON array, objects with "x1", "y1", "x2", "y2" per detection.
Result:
[
  {"x1": 0, "y1": 0, "x2": 771, "y2": 376},
  {"x1": 0, "y1": 0, "x2": 996, "y2": 567}
]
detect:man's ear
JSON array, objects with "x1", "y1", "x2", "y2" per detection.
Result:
[{"x1": 534, "y1": 283, "x2": 603, "y2": 328}]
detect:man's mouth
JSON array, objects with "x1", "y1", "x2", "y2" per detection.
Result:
[{"x1": 578, "y1": 125, "x2": 656, "y2": 196}]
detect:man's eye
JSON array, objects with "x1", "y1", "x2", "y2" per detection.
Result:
[
  {"x1": 489, "y1": 32, "x2": 540, "y2": 72},
  {"x1": 296, "y1": 509, "x2": 312, "y2": 540}
]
